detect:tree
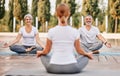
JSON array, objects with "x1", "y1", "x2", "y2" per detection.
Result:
[
  {"x1": 109, "y1": 0, "x2": 120, "y2": 33},
  {"x1": 56, "y1": 0, "x2": 61, "y2": 5},
  {"x1": 38, "y1": 0, "x2": 50, "y2": 32},
  {"x1": 13, "y1": 0, "x2": 21, "y2": 21},
  {"x1": 81, "y1": 0, "x2": 100, "y2": 23},
  {"x1": 31, "y1": 0, "x2": 39, "y2": 27},
  {"x1": 97, "y1": 0, "x2": 107, "y2": 32},
  {"x1": 45, "y1": 0, "x2": 50, "y2": 22},
  {"x1": 19, "y1": 0, "x2": 28, "y2": 20},
  {"x1": 49, "y1": 15, "x2": 58, "y2": 28},
  {"x1": 0, "y1": 0, "x2": 5, "y2": 19},
  {"x1": 108, "y1": 0, "x2": 120, "y2": 33},
  {"x1": 72, "y1": 12, "x2": 81, "y2": 28},
  {"x1": 13, "y1": 0, "x2": 28, "y2": 21},
  {"x1": 8, "y1": 0, "x2": 14, "y2": 32},
  {"x1": 64, "y1": 0, "x2": 76, "y2": 16},
  {"x1": 0, "y1": 11, "x2": 9, "y2": 32}
]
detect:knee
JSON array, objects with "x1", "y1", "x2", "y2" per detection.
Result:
[
  {"x1": 94, "y1": 41, "x2": 103, "y2": 50},
  {"x1": 9, "y1": 45, "x2": 22, "y2": 52},
  {"x1": 82, "y1": 56, "x2": 89, "y2": 62},
  {"x1": 37, "y1": 47, "x2": 44, "y2": 51},
  {"x1": 98, "y1": 41, "x2": 103, "y2": 48},
  {"x1": 78, "y1": 56, "x2": 89, "y2": 64},
  {"x1": 84, "y1": 56, "x2": 89, "y2": 63},
  {"x1": 9, "y1": 45, "x2": 16, "y2": 51}
]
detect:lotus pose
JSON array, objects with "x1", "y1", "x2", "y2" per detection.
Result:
[
  {"x1": 78, "y1": 15, "x2": 111, "y2": 54},
  {"x1": 3, "y1": 14, "x2": 44, "y2": 54},
  {"x1": 37, "y1": 4, "x2": 93, "y2": 74}
]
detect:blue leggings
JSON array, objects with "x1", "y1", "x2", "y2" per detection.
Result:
[
  {"x1": 40, "y1": 55, "x2": 88, "y2": 74},
  {"x1": 10, "y1": 45, "x2": 43, "y2": 54}
]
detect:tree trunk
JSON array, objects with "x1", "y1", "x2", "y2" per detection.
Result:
[
  {"x1": 114, "y1": 17, "x2": 118, "y2": 33},
  {"x1": 42, "y1": 22, "x2": 45, "y2": 32}
]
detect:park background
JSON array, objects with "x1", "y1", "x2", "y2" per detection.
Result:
[
  {"x1": 0, "y1": 1, "x2": 120, "y2": 75},
  {"x1": 0, "y1": 0, "x2": 120, "y2": 33}
]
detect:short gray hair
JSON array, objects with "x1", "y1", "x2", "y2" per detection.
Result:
[
  {"x1": 85, "y1": 15, "x2": 93, "y2": 19},
  {"x1": 24, "y1": 14, "x2": 33, "y2": 20}
]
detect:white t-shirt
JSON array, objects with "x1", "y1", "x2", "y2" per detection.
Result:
[
  {"x1": 19, "y1": 26, "x2": 38, "y2": 46},
  {"x1": 78, "y1": 25, "x2": 100, "y2": 44},
  {"x1": 48, "y1": 25, "x2": 79, "y2": 65}
]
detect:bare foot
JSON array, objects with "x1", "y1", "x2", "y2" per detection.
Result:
[
  {"x1": 92, "y1": 50, "x2": 99, "y2": 54},
  {"x1": 26, "y1": 46, "x2": 36, "y2": 52}
]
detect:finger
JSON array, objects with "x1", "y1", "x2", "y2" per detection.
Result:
[
  {"x1": 36, "y1": 54, "x2": 40, "y2": 58},
  {"x1": 89, "y1": 56, "x2": 93, "y2": 60},
  {"x1": 91, "y1": 56, "x2": 94, "y2": 59},
  {"x1": 89, "y1": 54, "x2": 94, "y2": 59},
  {"x1": 36, "y1": 53, "x2": 39, "y2": 57}
]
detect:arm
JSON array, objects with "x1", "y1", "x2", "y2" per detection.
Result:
[
  {"x1": 74, "y1": 39, "x2": 93, "y2": 59},
  {"x1": 97, "y1": 34, "x2": 111, "y2": 48},
  {"x1": 3, "y1": 34, "x2": 22, "y2": 48},
  {"x1": 37, "y1": 38, "x2": 52, "y2": 57},
  {"x1": 35, "y1": 33, "x2": 45, "y2": 48}
]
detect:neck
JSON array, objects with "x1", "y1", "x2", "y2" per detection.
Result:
[
  {"x1": 58, "y1": 21, "x2": 68, "y2": 26},
  {"x1": 85, "y1": 25, "x2": 91, "y2": 31},
  {"x1": 25, "y1": 24, "x2": 32, "y2": 27}
]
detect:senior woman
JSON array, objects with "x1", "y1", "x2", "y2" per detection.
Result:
[{"x1": 3, "y1": 14, "x2": 44, "y2": 54}]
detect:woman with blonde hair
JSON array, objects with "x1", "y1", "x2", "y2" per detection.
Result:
[{"x1": 37, "y1": 4, "x2": 93, "y2": 74}]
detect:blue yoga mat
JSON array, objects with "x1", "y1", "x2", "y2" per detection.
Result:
[
  {"x1": 0, "y1": 51, "x2": 36, "y2": 56},
  {"x1": 0, "y1": 51, "x2": 17, "y2": 55},
  {"x1": 100, "y1": 52, "x2": 120, "y2": 56},
  {"x1": 0, "y1": 51, "x2": 120, "y2": 56}
]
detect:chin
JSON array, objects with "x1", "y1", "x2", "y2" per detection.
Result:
[{"x1": 86, "y1": 23, "x2": 92, "y2": 25}]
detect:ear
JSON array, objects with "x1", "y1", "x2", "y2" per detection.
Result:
[
  {"x1": 55, "y1": 12, "x2": 58, "y2": 17},
  {"x1": 68, "y1": 12, "x2": 70, "y2": 17}
]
